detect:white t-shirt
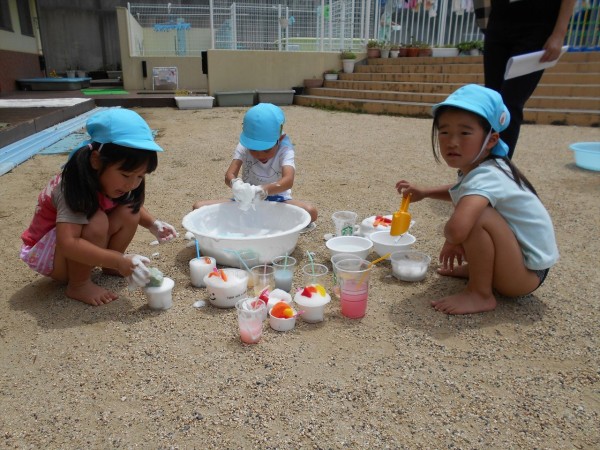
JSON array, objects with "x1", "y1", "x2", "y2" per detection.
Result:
[
  {"x1": 449, "y1": 159, "x2": 559, "y2": 270},
  {"x1": 233, "y1": 135, "x2": 295, "y2": 200}
]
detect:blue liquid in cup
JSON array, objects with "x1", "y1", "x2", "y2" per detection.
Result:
[{"x1": 274, "y1": 269, "x2": 293, "y2": 292}]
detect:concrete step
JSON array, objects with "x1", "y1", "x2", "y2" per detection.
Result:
[
  {"x1": 297, "y1": 51, "x2": 600, "y2": 126},
  {"x1": 342, "y1": 71, "x2": 599, "y2": 85},
  {"x1": 356, "y1": 61, "x2": 600, "y2": 74},
  {"x1": 293, "y1": 95, "x2": 600, "y2": 127},
  {"x1": 320, "y1": 80, "x2": 600, "y2": 97},
  {"x1": 308, "y1": 87, "x2": 600, "y2": 111}
]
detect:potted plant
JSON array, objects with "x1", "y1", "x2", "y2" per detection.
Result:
[
  {"x1": 406, "y1": 43, "x2": 420, "y2": 57},
  {"x1": 417, "y1": 41, "x2": 432, "y2": 57},
  {"x1": 380, "y1": 42, "x2": 392, "y2": 58},
  {"x1": 366, "y1": 39, "x2": 380, "y2": 58},
  {"x1": 398, "y1": 43, "x2": 409, "y2": 57},
  {"x1": 390, "y1": 45, "x2": 400, "y2": 58},
  {"x1": 340, "y1": 50, "x2": 357, "y2": 73},
  {"x1": 323, "y1": 69, "x2": 340, "y2": 81},
  {"x1": 457, "y1": 40, "x2": 484, "y2": 56},
  {"x1": 65, "y1": 63, "x2": 76, "y2": 78}
]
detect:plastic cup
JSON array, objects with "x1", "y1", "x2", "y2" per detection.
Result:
[
  {"x1": 250, "y1": 264, "x2": 275, "y2": 296},
  {"x1": 144, "y1": 277, "x2": 175, "y2": 310},
  {"x1": 330, "y1": 253, "x2": 362, "y2": 298},
  {"x1": 235, "y1": 298, "x2": 266, "y2": 344},
  {"x1": 335, "y1": 259, "x2": 372, "y2": 319},
  {"x1": 332, "y1": 210, "x2": 358, "y2": 236},
  {"x1": 189, "y1": 256, "x2": 216, "y2": 287},
  {"x1": 301, "y1": 263, "x2": 329, "y2": 287},
  {"x1": 272, "y1": 256, "x2": 297, "y2": 292},
  {"x1": 238, "y1": 249, "x2": 259, "y2": 289}
]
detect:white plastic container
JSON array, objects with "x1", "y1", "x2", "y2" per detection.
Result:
[
  {"x1": 269, "y1": 307, "x2": 297, "y2": 332},
  {"x1": 293, "y1": 286, "x2": 331, "y2": 323},
  {"x1": 144, "y1": 277, "x2": 175, "y2": 310},
  {"x1": 175, "y1": 96, "x2": 214, "y2": 109},
  {"x1": 325, "y1": 235, "x2": 373, "y2": 259},
  {"x1": 369, "y1": 231, "x2": 416, "y2": 258},
  {"x1": 182, "y1": 202, "x2": 310, "y2": 266},
  {"x1": 203, "y1": 269, "x2": 248, "y2": 308}
]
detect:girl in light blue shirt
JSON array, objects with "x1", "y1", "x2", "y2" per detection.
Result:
[{"x1": 396, "y1": 84, "x2": 559, "y2": 315}]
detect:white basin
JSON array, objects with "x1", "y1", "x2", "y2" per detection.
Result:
[{"x1": 182, "y1": 202, "x2": 311, "y2": 267}]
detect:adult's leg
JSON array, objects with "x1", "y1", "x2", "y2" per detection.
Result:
[
  {"x1": 432, "y1": 207, "x2": 540, "y2": 314},
  {"x1": 486, "y1": 26, "x2": 552, "y2": 158}
]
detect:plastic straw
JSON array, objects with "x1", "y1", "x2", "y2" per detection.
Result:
[
  {"x1": 306, "y1": 250, "x2": 315, "y2": 276},
  {"x1": 284, "y1": 252, "x2": 289, "y2": 269},
  {"x1": 224, "y1": 248, "x2": 251, "y2": 272},
  {"x1": 195, "y1": 239, "x2": 201, "y2": 259},
  {"x1": 358, "y1": 253, "x2": 391, "y2": 285}
]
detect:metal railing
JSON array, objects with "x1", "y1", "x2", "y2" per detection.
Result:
[{"x1": 127, "y1": 0, "x2": 598, "y2": 57}]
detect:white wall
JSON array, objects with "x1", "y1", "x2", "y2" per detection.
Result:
[{"x1": 0, "y1": 0, "x2": 39, "y2": 54}]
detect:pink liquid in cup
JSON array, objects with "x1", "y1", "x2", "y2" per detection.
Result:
[
  {"x1": 239, "y1": 321, "x2": 263, "y2": 344},
  {"x1": 340, "y1": 283, "x2": 369, "y2": 319}
]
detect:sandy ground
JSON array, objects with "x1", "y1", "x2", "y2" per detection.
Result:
[{"x1": 1, "y1": 105, "x2": 599, "y2": 448}]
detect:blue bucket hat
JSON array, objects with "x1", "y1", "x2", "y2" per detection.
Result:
[
  {"x1": 432, "y1": 84, "x2": 510, "y2": 157},
  {"x1": 81, "y1": 108, "x2": 163, "y2": 152},
  {"x1": 239, "y1": 103, "x2": 285, "y2": 151}
]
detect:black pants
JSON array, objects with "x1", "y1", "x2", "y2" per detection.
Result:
[{"x1": 483, "y1": 23, "x2": 554, "y2": 159}]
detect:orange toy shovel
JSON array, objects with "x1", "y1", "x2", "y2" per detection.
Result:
[{"x1": 390, "y1": 194, "x2": 412, "y2": 236}]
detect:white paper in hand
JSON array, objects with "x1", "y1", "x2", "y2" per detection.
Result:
[{"x1": 504, "y1": 46, "x2": 568, "y2": 80}]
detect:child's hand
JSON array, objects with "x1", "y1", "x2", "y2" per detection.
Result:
[
  {"x1": 149, "y1": 220, "x2": 178, "y2": 243},
  {"x1": 122, "y1": 254, "x2": 151, "y2": 288},
  {"x1": 438, "y1": 241, "x2": 465, "y2": 272},
  {"x1": 252, "y1": 185, "x2": 267, "y2": 202},
  {"x1": 230, "y1": 178, "x2": 245, "y2": 193},
  {"x1": 395, "y1": 180, "x2": 425, "y2": 202},
  {"x1": 231, "y1": 179, "x2": 255, "y2": 206}
]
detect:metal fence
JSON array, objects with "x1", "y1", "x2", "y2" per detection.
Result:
[{"x1": 127, "y1": 0, "x2": 598, "y2": 57}]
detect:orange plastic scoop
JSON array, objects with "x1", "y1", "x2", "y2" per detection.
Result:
[{"x1": 390, "y1": 194, "x2": 412, "y2": 236}]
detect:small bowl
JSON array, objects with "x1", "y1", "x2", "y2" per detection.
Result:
[
  {"x1": 569, "y1": 142, "x2": 600, "y2": 171},
  {"x1": 203, "y1": 268, "x2": 249, "y2": 308},
  {"x1": 269, "y1": 309, "x2": 297, "y2": 332},
  {"x1": 325, "y1": 235, "x2": 373, "y2": 259},
  {"x1": 369, "y1": 231, "x2": 416, "y2": 258},
  {"x1": 390, "y1": 250, "x2": 431, "y2": 281}
]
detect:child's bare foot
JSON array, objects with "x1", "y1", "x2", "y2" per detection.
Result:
[
  {"x1": 66, "y1": 280, "x2": 119, "y2": 306},
  {"x1": 431, "y1": 290, "x2": 496, "y2": 315},
  {"x1": 437, "y1": 263, "x2": 469, "y2": 278}
]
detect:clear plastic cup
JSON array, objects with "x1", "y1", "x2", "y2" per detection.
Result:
[
  {"x1": 330, "y1": 253, "x2": 362, "y2": 298},
  {"x1": 335, "y1": 259, "x2": 372, "y2": 319},
  {"x1": 271, "y1": 256, "x2": 297, "y2": 292},
  {"x1": 250, "y1": 264, "x2": 275, "y2": 296},
  {"x1": 301, "y1": 263, "x2": 329, "y2": 287},
  {"x1": 235, "y1": 298, "x2": 266, "y2": 344}
]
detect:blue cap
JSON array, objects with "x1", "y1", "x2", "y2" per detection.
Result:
[
  {"x1": 81, "y1": 108, "x2": 163, "y2": 152},
  {"x1": 432, "y1": 84, "x2": 510, "y2": 157},
  {"x1": 239, "y1": 103, "x2": 285, "y2": 151}
]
